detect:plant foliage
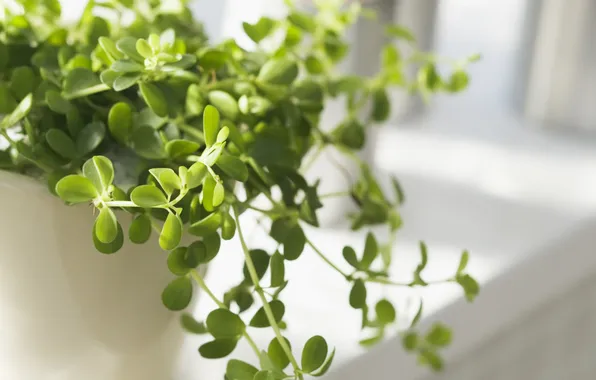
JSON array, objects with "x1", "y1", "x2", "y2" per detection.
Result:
[{"x1": 0, "y1": 0, "x2": 480, "y2": 378}]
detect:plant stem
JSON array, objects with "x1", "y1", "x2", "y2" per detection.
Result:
[
  {"x1": 319, "y1": 191, "x2": 351, "y2": 199},
  {"x1": 366, "y1": 277, "x2": 454, "y2": 287},
  {"x1": 233, "y1": 206, "x2": 304, "y2": 380},
  {"x1": 305, "y1": 236, "x2": 350, "y2": 280},
  {"x1": 189, "y1": 269, "x2": 261, "y2": 358}
]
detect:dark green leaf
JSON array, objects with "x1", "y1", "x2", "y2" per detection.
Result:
[
  {"x1": 63, "y1": 68, "x2": 104, "y2": 99},
  {"x1": 92, "y1": 221, "x2": 124, "y2": 254},
  {"x1": 258, "y1": 58, "x2": 299, "y2": 85},
  {"x1": 95, "y1": 207, "x2": 118, "y2": 244},
  {"x1": 139, "y1": 82, "x2": 168, "y2": 117},
  {"x1": 375, "y1": 299, "x2": 396, "y2": 324},
  {"x1": 160, "y1": 212, "x2": 183, "y2": 250},
  {"x1": 55, "y1": 175, "x2": 98, "y2": 203},
  {"x1": 243, "y1": 249, "x2": 270, "y2": 281},
  {"x1": 226, "y1": 359, "x2": 258, "y2": 380},
  {"x1": 360, "y1": 232, "x2": 378, "y2": 269},
  {"x1": 208, "y1": 91, "x2": 238, "y2": 120},
  {"x1": 161, "y1": 276, "x2": 193, "y2": 311},
  {"x1": 46, "y1": 129, "x2": 77, "y2": 159},
  {"x1": 270, "y1": 218, "x2": 292, "y2": 243},
  {"x1": 371, "y1": 87, "x2": 390, "y2": 122},
  {"x1": 129, "y1": 214, "x2": 152, "y2": 244},
  {"x1": 216, "y1": 155, "x2": 248, "y2": 182},
  {"x1": 283, "y1": 224, "x2": 305, "y2": 261},
  {"x1": 268, "y1": 337, "x2": 291, "y2": 369},
  {"x1": 310, "y1": 348, "x2": 335, "y2": 377},
  {"x1": 270, "y1": 252, "x2": 285, "y2": 287},
  {"x1": 108, "y1": 102, "x2": 133, "y2": 143},
  {"x1": 189, "y1": 212, "x2": 222, "y2": 236},
  {"x1": 301, "y1": 335, "x2": 328, "y2": 373},
  {"x1": 207, "y1": 309, "x2": 246, "y2": 339},
  {"x1": 131, "y1": 126, "x2": 166, "y2": 159},
  {"x1": 198, "y1": 49, "x2": 228, "y2": 71},
  {"x1": 130, "y1": 185, "x2": 168, "y2": 207},
  {"x1": 180, "y1": 313, "x2": 207, "y2": 334},
  {"x1": 45, "y1": 90, "x2": 70, "y2": 114},
  {"x1": 82, "y1": 155, "x2": 114, "y2": 193},
  {"x1": 249, "y1": 300, "x2": 285, "y2": 328},
  {"x1": 425, "y1": 323, "x2": 452, "y2": 347},
  {"x1": 199, "y1": 339, "x2": 237, "y2": 359},
  {"x1": 76, "y1": 121, "x2": 105, "y2": 156},
  {"x1": 349, "y1": 280, "x2": 367, "y2": 309},
  {"x1": 187, "y1": 240, "x2": 207, "y2": 265},
  {"x1": 243, "y1": 17, "x2": 275, "y2": 43}
]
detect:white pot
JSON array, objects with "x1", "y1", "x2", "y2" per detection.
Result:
[{"x1": 0, "y1": 170, "x2": 203, "y2": 380}]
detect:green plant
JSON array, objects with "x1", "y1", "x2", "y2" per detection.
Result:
[{"x1": 0, "y1": 0, "x2": 479, "y2": 378}]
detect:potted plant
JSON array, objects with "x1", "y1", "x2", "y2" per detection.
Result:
[{"x1": 0, "y1": 0, "x2": 479, "y2": 379}]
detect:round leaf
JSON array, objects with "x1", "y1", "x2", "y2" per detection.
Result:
[
  {"x1": 425, "y1": 323, "x2": 452, "y2": 347},
  {"x1": 130, "y1": 185, "x2": 168, "y2": 207},
  {"x1": 342, "y1": 246, "x2": 360, "y2": 269},
  {"x1": 166, "y1": 139, "x2": 200, "y2": 159},
  {"x1": 189, "y1": 212, "x2": 222, "y2": 236},
  {"x1": 135, "y1": 38, "x2": 153, "y2": 59},
  {"x1": 212, "y1": 182, "x2": 224, "y2": 208},
  {"x1": 301, "y1": 335, "x2": 328, "y2": 373},
  {"x1": 203, "y1": 232, "x2": 221, "y2": 262},
  {"x1": 283, "y1": 224, "x2": 305, "y2": 261},
  {"x1": 249, "y1": 300, "x2": 285, "y2": 328},
  {"x1": 376, "y1": 299, "x2": 396, "y2": 324},
  {"x1": 207, "y1": 91, "x2": 238, "y2": 120},
  {"x1": 108, "y1": 102, "x2": 133, "y2": 143},
  {"x1": 371, "y1": 88, "x2": 390, "y2": 122},
  {"x1": 55, "y1": 175, "x2": 98, "y2": 203},
  {"x1": 180, "y1": 313, "x2": 207, "y2": 334},
  {"x1": 198, "y1": 339, "x2": 237, "y2": 359},
  {"x1": 243, "y1": 249, "x2": 270, "y2": 282},
  {"x1": 258, "y1": 58, "x2": 299, "y2": 85},
  {"x1": 203, "y1": 104, "x2": 220, "y2": 147},
  {"x1": 95, "y1": 207, "x2": 118, "y2": 244},
  {"x1": 161, "y1": 276, "x2": 193, "y2": 311},
  {"x1": 139, "y1": 82, "x2": 168, "y2": 117},
  {"x1": 167, "y1": 247, "x2": 191, "y2": 276},
  {"x1": 206, "y1": 309, "x2": 246, "y2": 339},
  {"x1": 268, "y1": 337, "x2": 291, "y2": 369},
  {"x1": 226, "y1": 359, "x2": 258, "y2": 380},
  {"x1": 349, "y1": 280, "x2": 367, "y2": 309},
  {"x1": 92, "y1": 221, "x2": 124, "y2": 254},
  {"x1": 160, "y1": 212, "x2": 183, "y2": 250},
  {"x1": 129, "y1": 214, "x2": 152, "y2": 244},
  {"x1": 82, "y1": 156, "x2": 114, "y2": 194},
  {"x1": 187, "y1": 161, "x2": 208, "y2": 189},
  {"x1": 221, "y1": 212, "x2": 236, "y2": 240}
]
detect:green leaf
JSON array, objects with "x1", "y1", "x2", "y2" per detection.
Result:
[
  {"x1": 187, "y1": 241, "x2": 207, "y2": 265},
  {"x1": 1, "y1": 93, "x2": 32, "y2": 129},
  {"x1": 283, "y1": 224, "x2": 305, "y2": 261},
  {"x1": 243, "y1": 249, "x2": 270, "y2": 281},
  {"x1": 249, "y1": 300, "x2": 285, "y2": 328},
  {"x1": 243, "y1": 17, "x2": 275, "y2": 43},
  {"x1": 149, "y1": 168, "x2": 181, "y2": 196},
  {"x1": 425, "y1": 323, "x2": 452, "y2": 347},
  {"x1": 342, "y1": 246, "x2": 360, "y2": 269},
  {"x1": 161, "y1": 276, "x2": 193, "y2": 311},
  {"x1": 131, "y1": 126, "x2": 166, "y2": 159},
  {"x1": 386, "y1": 25, "x2": 416, "y2": 42},
  {"x1": 411, "y1": 300, "x2": 423, "y2": 327},
  {"x1": 287, "y1": 11, "x2": 316, "y2": 32},
  {"x1": 98, "y1": 36, "x2": 124, "y2": 61},
  {"x1": 116, "y1": 36, "x2": 145, "y2": 62},
  {"x1": 268, "y1": 337, "x2": 291, "y2": 369},
  {"x1": 418, "y1": 349, "x2": 443, "y2": 371},
  {"x1": 198, "y1": 49, "x2": 229, "y2": 71},
  {"x1": 113, "y1": 73, "x2": 141, "y2": 91},
  {"x1": 257, "y1": 58, "x2": 299, "y2": 86},
  {"x1": 226, "y1": 359, "x2": 258, "y2": 380},
  {"x1": 76, "y1": 121, "x2": 106, "y2": 156},
  {"x1": 160, "y1": 212, "x2": 183, "y2": 250},
  {"x1": 221, "y1": 212, "x2": 236, "y2": 240},
  {"x1": 166, "y1": 139, "x2": 200, "y2": 159},
  {"x1": 189, "y1": 212, "x2": 222, "y2": 236},
  {"x1": 360, "y1": 232, "x2": 378, "y2": 269},
  {"x1": 270, "y1": 252, "x2": 285, "y2": 287},
  {"x1": 108, "y1": 102, "x2": 133, "y2": 143},
  {"x1": 349, "y1": 280, "x2": 367, "y2": 309},
  {"x1": 447, "y1": 70, "x2": 469, "y2": 92},
  {"x1": 180, "y1": 313, "x2": 207, "y2": 334},
  {"x1": 216, "y1": 155, "x2": 248, "y2": 182},
  {"x1": 139, "y1": 82, "x2": 168, "y2": 117},
  {"x1": 371, "y1": 87, "x2": 390, "y2": 122},
  {"x1": 457, "y1": 274, "x2": 479, "y2": 302},
  {"x1": 187, "y1": 161, "x2": 208, "y2": 189},
  {"x1": 402, "y1": 331, "x2": 418, "y2": 351},
  {"x1": 92, "y1": 221, "x2": 124, "y2": 254},
  {"x1": 55, "y1": 175, "x2": 98, "y2": 203},
  {"x1": 305, "y1": 55, "x2": 324, "y2": 74},
  {"x1": 203, "y1": 104, "x2": 220, "y2": 147},
  {"x1": 130, "y1": 185, "x2": 168, "y2": 207},
  {"x1": 135, "y1": 38, "x2": 153, "y2": 59},
  {"x1": 301, "y1": 335, "x2": 328, "y2": 373},
  {"x1": 206, "y1": 309, "x2": 246, "y2": 339},
  {"x1": 46, "y1": 90, "x2": 70, "y2": 114},
  {"x1": 270, "y1": 218, "x2": 292, "y2": 243},
  {"x1": 254, "y1": 370, "x2": 276, "y2": 380},
  {"x1": 129, "y1": 214, "x2": 152, "y2": 244},
  {"x1": 95, "y1": 207, "x2": 118, "y2": 244},
  {"x1": 411, "y1": 241, "x2": 428, "y2": 285},
  {"x1": 390, "y1": 175, "x2": 405, "y2": 204},
  {"x1": 213, "y1": 182, "x2": 225, "y2": 208},
  {"x1": 112, "y1": 59, "x2": 144, "y2": 73},
  {"x1": 375, "y1": 299, "x2": 396, "y2": 324},
  {"x1": 46, "y1": 129, "x2": 77, "y2": 159},
  {"x1": 208, "y1": 91, "x2": 238, "y2": 120},
  {"x1": 198, "y1": 339, "x2": 237, "y2": 359},
  {"x1": 82, "y1": 155, "x2": 114, "y2": 193},
  {"x1": 310, "y1": 348, "x2": 335, "y2": 377},
  {"x1": 457, "y1": 250, "x2": 469, "y2": 274},
  {"x1": 63, "y1": 68, "x2": 104, "y2": 99}
]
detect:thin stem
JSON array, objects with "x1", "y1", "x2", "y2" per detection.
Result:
[
  {"x1": 319, "y1": 191, "x2": 351, "y2": 199},
  {"x1": 104, "y1": 200, "x2": 137, "y2": 208},
  {"x1": 301, "y1": 144, "x2": 325, "y2": 173},
  {"x1": 305, "y1": 236, "x2": 350, "y2": 280},
  {"x1": 190, "y1": 269, "x2": 261, "y2": 358},
  {"x1": 366, "y1": 277, "x2": 454, "y2": 287},
  {"x1": 233, "y1": 206, "x2": 304, "y2": 380}
]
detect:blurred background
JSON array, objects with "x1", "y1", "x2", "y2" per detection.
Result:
[{"x1": 54, "y1": 0, "x2": 596, "y2": 378}]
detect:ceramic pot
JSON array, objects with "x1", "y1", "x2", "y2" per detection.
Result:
[{"x1": 0, "y1": 170, "x2": 204, "y2": 380}]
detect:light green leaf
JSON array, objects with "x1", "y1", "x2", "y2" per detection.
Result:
[
  {"x1": 198, "y1": 339, "x2": 237, "y2": 359},
  {"x1": 257, "y1": 58, "x2": 299, "y2": 85},
  {"x1": 249, "y1": 300, "x2": 285, "y2": 328},
  {"x1": 108, "y1": 102, "x2": 133, "y2": 143},
  {"x1": 149, "y1": 168, "x2": 181, "y2": 196},
  {"x1": 376, "y1": 299, "x2": 396, "y2": 325},
  {"x1": 161, "y1": 276, "x2": 193, "y2": 311},
  {"x1": 76, "y1": 121, "x2": 105, "y2": 156},
  {"x1": 254, "y1": 370, "x2": 277, "y2": 380},
  {"x1": 203, "y1": 104, "x2": 220, "y2": 148},
  {"x1": 268, "y1": 337, "x2": 291, "y2": 369},
  {"x1": 129, "y1": 214, "x2": 152, "y2": 244},
  {"x1": 168, "y1": 247, "x2": 192, "y2": 276},
  {"x1": 212, "y1": 182, "x2": 224, "y2": 208},
  {"x1": 402, "y1": 331, "x2": 419, "y2": 351},
  {"x1": 202, "y1": 176, "x2": 216, "y2": 211},
  {"x1": 98, "y1": 36, "x2": 124, "y2": 61},
  {"x1": 166, "y1": 139, "x2": 200, "y2": 159},
  {"x1": 349, "y1": 280, "x2": 367, "y2": 309},
  {"x1": 45, "y1": 90, "x2": 70, "y2": 114},
  {"x1": 92, "y1": 221, "x2": 124, "y2": 254},
  {"x1": 386, "y1": 25, "x2": 416, "y2": 42},
  {"x1": 95, "y1": 207, "x2": 118, "y2": 244},
  {"x1": 311, "y1": 348, "x2": 336, "y2": 377},
  {"x1": 82, "y1": 155, "x2": 114, "y2": 193},
  {"x1": 135, "y1": 38, "x2": 153, "y2": 59},
  {"x1": 221, "y1": 212, "x2": 236, "y2": 240},
  {"x1": 226, "y1": 359, "x2": 258, "y2": 380},
  {"x1": 1, "y1": 93, "x2": 32, "y2": 129},
  {"x1": 112, "y1": 73, "x2": 141, "y2": 91},
  {"x1": 160, "y1": 212, "x2": 183, "y2": 250},
  {"x1": 287, "y1": 11, "x2": 316, "y2": 32},
  {"x1": 457, "y1": 250, "x2": 469, "y2": 274},
  {"x1": 457, "y1": 274, "x2": 479, "y2": 302},
  {"x1": 207, "y1": 91, "x2": 238, "y2": 120},
  {"x1": 301, "y1": 335, "x2": 328, "y2": 373},
  {"x1": 425, "y1": 323, "x2": 452, "y2": 347},
  {"x1": 242, "y1": 17, "x2": 275, "y2": 43},
  {"x1": 112, "y1": 60, "x2": 144, "y2": 73},
  {"x1": 206, "y1": 309, "x2": 246, "y2": 339},
  {"x1": 188, "y1": 212, "x2": 222, "y2": 236},
  {"x1": 139, "y1": 82, "x2": 168, "y2": 117},
  {"x1": 116, "y1": 36, "x2": 145, "y2": 62},
  {"x1": 187, "y1": 161, "x2": 208, "y2": 189},
  {"x1": 130, "y1": 185, "x2": 168, "y2": 207},
  {"x1": 360, "y1": 232, "x2": 378, "y2": 269},
  {"x1": 55, "y1": 175, "x2": 98, "y2": 203},
  {"x1": 305, "y1": 55, "x2": 324, "y2": 74}
]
